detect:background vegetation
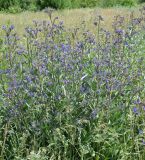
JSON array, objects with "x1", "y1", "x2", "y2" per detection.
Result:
[{"x1": 0, "y1": 0, "x2": 144, "y2": 13}]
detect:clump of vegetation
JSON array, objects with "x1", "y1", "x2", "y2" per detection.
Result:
[
  {"x1": 0, "y1": 0, "x2": 143, "y2": 13},
  {"x1": 99, "y1": 0, "x2": 138, "y2": 7},
  {"x1": 1, "y1": 5, "x2": 145, "y2": 160}
]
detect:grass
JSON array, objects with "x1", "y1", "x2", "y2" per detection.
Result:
[
  {"x1": 0, "y1": 6, "x2": 141, "y2": 34},
  {"x1": 1, "y1": 5, "x2": 145, "y2": 160}
]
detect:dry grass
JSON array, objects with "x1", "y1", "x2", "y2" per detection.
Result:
[{"x1": 0, "y1": 6, "x2": 141, "y2": 34}]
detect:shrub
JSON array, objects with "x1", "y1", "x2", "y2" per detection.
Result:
[
  {"x1": 99, "y1": 0, "x2": 138, "y2": 7},
  {"x1": 99, "y1": 0, "x2": 115, "y2": 7},
  {"x1": 78, "y1": 0, "x2": 99, "y2": 8},
  {"x1": 8, "y1": 5, "x2": 22, "y2": 13},
  {"x1": 0, "y1": 0, "x2": 37, "y2": 12},
  {"x1": 118, "y1": 0, "x2": 138, "y2": 6},
  {"x1": 38, "y1": 0, "x2": 72, "y2": 9}
]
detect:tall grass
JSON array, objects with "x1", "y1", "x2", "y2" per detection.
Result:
[
  {"x1": 0, "y1": 7, "x2": 139, "y2": 34},
  {"x1": 0, "y1": 6, "x2": 145, "y2": 160}
]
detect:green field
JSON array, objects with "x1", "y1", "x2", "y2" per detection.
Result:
[{"x1": 1, "y1": 4, "x2": 145, "y2": 160}]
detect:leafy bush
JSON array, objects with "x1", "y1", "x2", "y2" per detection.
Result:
[
  {"x1": 77, "y1": 0, "x2": 99, "y2": 8},
  {"x1": 8, "y1": 5, "x2": 22, "y2": 13},
  {"x1": 0, "y1": 0, "x2": 37, "y2": 12},
  {"x1": 98, "y1": 0, "x2": 115, "y2": 7},
  {"x1": 99, "y1": 0, "x2": 138, "y2": 7},
  {"x1": 118, "y1": 0, "x2": 138, "y2": 6}
]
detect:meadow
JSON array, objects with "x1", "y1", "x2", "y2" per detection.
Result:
[
  {"x1": 0, "y1": 5, "x2": 145, "y2": 160},
  {"x1": 0, "y1": 6, "x2": 140, "y2": 34}
]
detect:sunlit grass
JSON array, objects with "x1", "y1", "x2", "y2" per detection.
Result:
[{"x1": 0, "y1": 6, "x2": 141, "y2": 34}]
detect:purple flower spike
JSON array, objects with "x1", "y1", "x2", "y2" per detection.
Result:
[
  {"x1": 142, "y1": 139, "x2": 145, "y2": 145},
  {"x1": 2, "y1": 25, "x2": 6, "y2": 30},
  {"x1": 133, "y1": 107, "x2": 139, "y2": 114},
  {"x1": 90, "y1": 109, "x2": 97, "y2": 120},
  {"x1": 115, "y1": 29, "x2": 123, "y2": 35},
  {"x1": 10, "y1": 25, "x2": 15, "y2": 30}
]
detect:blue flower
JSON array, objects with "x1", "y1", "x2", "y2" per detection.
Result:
[
  {"x1": 10, "y1": 25, "x2": 15, "y2": 31},
  {"x1": 115, "y1": 29, "x2": 123, "y2": 35},
  {"x1": 2, "y1": 25, "x2": 6, "y2": 30},
  {"x1": 142, "y1": 139, "x2": 145, "y2": 145},
  {"x1": 139, "y1": 129, "x2": 143, "y2": 134},
  {"x1": 90, "y1": 109, "x2": 97, "y2": 120},
  {"x1": 133, "y1": 107, "x2": 139, "y2": 114}
]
